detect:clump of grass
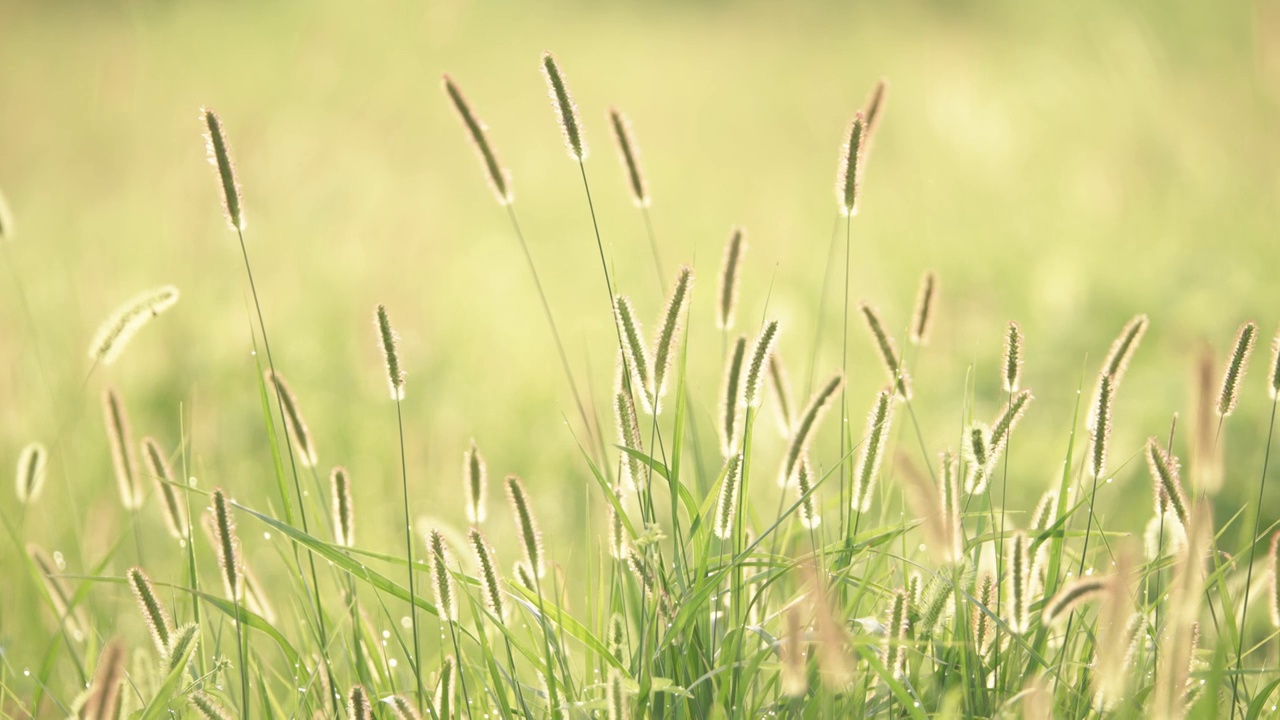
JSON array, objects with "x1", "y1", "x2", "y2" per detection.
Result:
[
  {"x1": 87, "y1": 285, "x2": 180, "y2": 366},
  {"x1": 15, "y1": 441, "x2": 47, "y2": 505}
]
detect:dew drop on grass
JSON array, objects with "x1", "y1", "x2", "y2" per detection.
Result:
[
  {"x1": 52, "y1": 552, "x2": 65, "y2": 570},
  {"x1": 400, "y1": 616, "x2": 411, "y2": 629},
  {"x1": 389, "y1": 659, "x2": 397, "y2": 668},
  {"x1": 263, "y1": 532, "x2": 271, "y2": 540}
]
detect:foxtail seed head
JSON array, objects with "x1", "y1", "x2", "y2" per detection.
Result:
[
  {"x1": 1269, "y1": 331, "x2": 1280, "y2": 401},
  {"x1": 464, "y1": 440, "x2": 487, "y2": 524},
  {"x1": 142, "y1": 437, "x2": 189, "y2": 540},
  {"x1": 15, "y1": 441, "x2": 47, "y2": 505},
  {"x1": 768, "y1": 354, "x2": 795, "y2": 435},
  {"x1": 165, "y1": 623, "x2": 199, "y2": 675},
  {"x1": 266, "y1": 370, "x2": 317, "y2": 467},
  {"x1": 128, "y1": 566, "x2": 172, "y2": 655},
  {"x1": 83, "y1": 639, "x2": 127, "y2": 720},
  {"x1": 468, "y1": 527, "x2": 504, "y2": 618},
  {"x1": 348, "y1": 686, "x2": 372, "y2": 720},
  {"x1": 0, "y1": 188, "x2": 12, "y2": 241},
  {"x1": 607, "y1": 667, "x2": 630, "y2": 720},
  {"x1": 909, "y1": 271, "x2": 937, "y2": 346},
  {"x1": 1102, "y1": 314, "x2": 1149, "y2": 389},
  {"x1": 795, "y1": 455, "x2": 821, "y2": 529},
  {"x1": 1218, "y1": 321, "x2": 1257, "y2": 416},
  {"x1": 836, "y1": 113, "x2": 866, "y2": 216},
  {"x1": 1090, "y1": 374, "x2": 1114, "y2": 479},
  {"x1": 973, "y1": 549, "x2": 997, "y2": 656},
  {"x1": 852, "y1": 390, "x2": 894, "y2": 513},
  {"x1": 1041, "y1": 576, "x2": 1106, "y2": 626},
  {"x1": 860, "y1": 303, "x2": 911, "y2": 399},
  {"x1": 210, "y1": 487, "x2": 243, "y2": 601},
  {"x1": 717, "y1": 228, "x2": 746, "y2": 331},
  {"x1": 614, "y1": 296, "x2": 653, "y2": 413},
  {"x1": 614, "y1": 387, "x2": 645, "y2": 493},
  {"x1": 442, "y1": 74, "x2": 512, "y2": 204},
  {"x1": 651, "y1": 265, "x2": 693, "y2": 413},
  {"x1": 1031, "y1": 488, "x2": 1059, "y2": 532},
  {"x1": 542, "y1": 53, "x2": 585, "y2": 160},
  {"x1": 989, "y1": 390, "x2": 1033, "y2": 463},
  {"x1": 963, "y1": 422, "x2": 992, "y2": 494},
  {"x1": 506, "y1": 475, "x2": 545, "y2": 579},
  {"x1": 330, "y1": 466, "x2": 355, "y2": 547},
  {"x1": 387, "y1": 694, "x2": 422, "y2": 720},
  {"x1": 780, "y1": 374, "x2": 843, "y2": 487},
  {"x1": 202, "y1": 108, "x2": 244, "y2": 231},
  {"x1": 884, "y1": 589, "x2": 909, "y2": 678},
  {"x1": 720, "y1": 336, "x2": 747, "y2": 457},
  {"x1": 1007, "y1": 530, "x2": 1034, "y2": 634},
  {"x1": 427, "y1": 528, "x2": 457, "y2": 621},
  {"x1": 609, "y1": 108, "x2": 648, "y2": 207},
  {"x1": 863, "y1": 79, "x2": 889, "y2": 137},
  {"x1": 190, "y1": 692, "x2": 234, "y2": 720},
  {"x1": 374, "y1": 304, "x2": 405, "y2": 400},
  {"x1": 103, "y1": 388, "x2": 142, "y2": 510},
  {"x1": 88, "y1": 286, "x2": 181, "y2": 365},
  {"x1": 940, "y1": 450, "x2": 963, "y2": 562},
  {"x1": 435, "y1": 655, "x2": 458, "y2": 719},
  {"x1": 608, "y1": 612, "x2": 628, "y2": 657},
  {"x1": 1004, "y1": 321, "x2": 1024, "y2": 393},
  {"x1": 1270, "y1": 531, "x2": 1280, "y2": 628},
  {"x1": 1145, "y1": 439, "x2": 1188, "y2": 529},
  {"x1": 780, "y1": 608, "x2": 807, "y2": 697},
  {"x1": 743, "y1": 320, "x2": 780, "y2": 409},
  {"x1": 713, "y1": 454, "x2": 743, "y2": 540},
  {"x1": 28, "y1": 543, "x2": 86, "y2": 641}
]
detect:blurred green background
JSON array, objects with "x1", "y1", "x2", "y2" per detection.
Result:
[{"x1": 2, "y1": 0, "x2": 1279, "y2": 664}]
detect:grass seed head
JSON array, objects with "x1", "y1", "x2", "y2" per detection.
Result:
[
  {"x1": 542, "y1": 52, "x2": 586, "y2": 160},
  {"x1": 266, "y1": 370, "x2": 317, "y2": 467},
  {"x1": 468, "y1": 527, "x2": 504, "y2": 618},
  {"x1": 1031, "y1": 488, "x2": 1059, "y2": 531},
  {"x1": 103, "y1": 388, "x2": 142, "y2": 510},
  {"x1": 989, "y1": 389, "x2": 1033, "y2": 461},
  {"x1": 443, "y1": 74, "x2": 512, "y2": 204},
  {"x1": 781, "y1": 374, "x2": 842, "y2": 487},
  {"x1": 720, "y1": 336, "x2": 747, "y2": 457},
  {"x1": 717, "y1": 227, "x2": 746, "y2": 331},
  {"x1": 348, "y1": 685, "x2": 372, "y2": 720},
  {"x1": 435, "y1": 655, "x2": 457, "y2": 719},
  {"x1": 743, "y1": 320, "x2": 780, "y2": 408},
  {"x1": 1007, "y1": 530, "x2": 1034, "y2": 634},
  {"x1": 1271, "y1": 531, "x2": 1280, "y2": 628},
  {"x1": 852, "y1": 389, "x2": 894, "y2": 513},
  {"x1": 330, "y1": 466, "x2": 355, "y2": 547},
  {"x1": 127, "y1": 566, "x2": 171, "y2": 655},
  {"x1": 142, "y1": 437, "x2": 190, "y2": 540},
  {"x1": 795, "y1": 455, "x2": 821, "y2": 529},
  {"x1": 464, "y1": 440, "x2": 487, "y2": 524},
  {"x1": 15, "y1": 441, "x2": 47, "y2": 505},
  {"x1": 1218, "y1": 321, "x2": 1257, "y2": 416},
  {"x1": 614, "y1": 296, "x2": 653, "y2": 413},
  {"x1": 860, "y1": 303, "x2": 911, "y2": 399},
  {"x1": 713, "y1": 454, "x2": 743, "y2": 540},
  {"x1": 1041, "y1": 576, "x2": 1106, "y2": 626},
  {"x1": 1145, "y1": 439, "x2": 1188, "y2": 529},
  {"x1": 963, "y1": 422, "x2": 992, "y2": 494},
  {"x1": 190, "y1": 691, "x2": 233, "y2": 720},
  {"x1": 909, "y1": 270, "x2": 937, "y2": 346},
  {"x1": 427, "y1": 528, "x2": 457, "y2": 621},
  {"x1": 1089, "y1": 374, "x2": 1114, "y2": 478},
  {"x1": 202, "y1": 108, "x2": 244, "y2": 231},
  {"x1": 614, "y1": 388, "x2": 645, "y2": 493},
  {"x1": 88, "y1": 285, "x2": 180, "y2": 365},
  {"x1": 768, "y1": 354, "x2": 795, "y2": 435},
  {"x1": 608, "y1": 613, "x2": 628, "y2": 657},
  {"x1": 651, "y1": 265, "x2": 693, "y2": 413},
  {"x1": 1004, "y1": 321, "x2": 1024, "y2": 393},
  {"x1": 836, "y1": 112, "x2": 866, "y2": 216},
  {"x1": 374, "y1": 304, "x2": 405, "y2": 400},
  {"x1": 387, "y1": 694, "x2": 422, "y2": 720},
  {"x1": 28, "y1": 543, "x2": 86, "y2": 641},
  {"x1": 165, "y1": 622, "x2": 200, "y2": 675},
  {"x1": 609, "y1": 108, "x2": 648, "y2": 206},
  {"x1": 606, "y1": 667, "x2": 630, "y2": 720},
  {"x1": 210, "y1": 487, "x2": 243, "y2": 601},
  {"x1": 83, "y1": 639, "x2": 127, "y2": 720},
  {"x1": 609, "y1": 498, "x2": 628, "y2": 560},
  {"x1": 1270, "y1": 331, "x2": 1280, "y2": 400},
  {"x1": 0, "y1": 188, "x2": 12, "y2": 241},
  {"x1": 884, "y1": 588, "x2": 909, "y2": 678},
  {"x1": 505, "y1": 474, "x2": 544, "y2": 578}
]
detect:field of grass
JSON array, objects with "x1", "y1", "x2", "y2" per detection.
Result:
[{"x1": 3, "y1": 0, "x2": 1280, "y2": 717}]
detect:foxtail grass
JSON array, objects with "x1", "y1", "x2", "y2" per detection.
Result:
[
  {"x1": 852, "y1": 389, "x2": 893, "y2": 514},
  {"x1": 87, "y1": 285, "x2": 180, "y2": 366},
  {"x1": 717, "y1": 228, "x2": 745, "y2": 332},
  {"x1": 650, "y1": 265, "x2": 692, "y2": 414},
  {"x1": 330, "y1": 466, "x2": 354, "y2": 547},
  {"x1": 443, "y1": 74, "x2": 512, "y2": 205},
  {"x1": 1218, "y1": 321, "x2": 1257, "y2": 417},
  {"x1": 265, "y1": 370, "x2": 317, "y2": 467},
  {"x1": 720, "y1": 336, "x2": 747, "y2": 457},
  {"x1": 860, "y1": 303, "x2": 911, "y2": 399},
  {"x1": 141, "y1": 437, "x2": 189, "y2": 540},
  {"x1": 464, "y1": 440, "x2": 487, "y2": 524},
  {"x1": 15, "y1": 441, "x2": 47, "y2": 505},
  {"x1": 127, "y1": 566, "x2": 172, "y2": 655},
  {"x1": 102, "y1": 388, "x2": 142, "y2": 510},
  {"x1": 909, "y1": 270, "x2": 937, "y2": 346}
]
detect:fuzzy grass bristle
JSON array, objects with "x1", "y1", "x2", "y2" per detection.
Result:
[
  {"x1": 1145, "y1": 439, "x2": 1188, "y2": 528},
  {"x1": 1218, "y1": 321, "x2": 1257, "y2": 417},
  {"x1": 141, "y1": 437, "x2": 190, "y2": 540},
  {"x1": 607, "y1": 666, "x2": 630, "y2": 720},
  {"x1": 608, "y1": 497, "x2": 628, "y2": 560},
  {"x1": 795, "y1": 455, "x2": 821, "y2": 529},
  {"x1": 1089, "y1": 374, "x2": 1114, "y2": 478},
  {"x1": 650, "y1": 265, "x2": 693, "y2": 413},
  {"x1": 852, "y1": 389, "x2": 893, "y2": 513},
  {"x1": 609, "y1": 108, "x2": 648, "y2": 207},
  {"x1": 1041, "y1": 576, "x2": 1107, "y2": 626},
  {"x1": 909, "y1": 270, "x2": 937, "y2": 346},
  {"x1": 190, "y1": 691, "x2": 233, "y2": 720},
  {"x1": 443, "y1": 74, "x2": 512, "y2": 205},
  {"x1": 266, "y1": 370, "x2": 317, "y2": 467},
  {"x1": 127, "y1": 566, "x2": 172, "y2": 655},
  {"x1": 542, "y1": 52, "x2": 586, "y2": 160},
  {"x1": 836, "y1": 113, "x2": 866, "y2": 216},
  {"x1": 614, "y1": 296, "x2": 653, "y2": 413},
  {"x1": 713, "y1": 454, "x2": 743, "y2": 540},
  {"x1": 768, "y1": 354, "x2": 795, "y2": 435},
  {"x1": 743, "y1": 320, "x2": 780, "y2": 409},
  {"x1": 88, "y1": 285, "x2": 180, "y2": 365},
  {"x1": 1270, "y1": 331, "x2": 1280, "y2": 400},
  {"x1": 989, "y1": 389, "x2": 1033, "y2": 462},
  {"x1": 464, "y1": 440, "x2": 487, "y2": 524},
  {"x1": 210, "y1": 487, "x2": 243, "y2": 601},
  {"x1": 165, "y1": 622, "x2": 200, "y2": 674},
  {"x1": 720, "y1": 336, "x2": 747, "y2": 457},
  {"x1": 614, "y1": 386, "x2": 645, "y2": 493},
  {"x1": 1004, "y1": 321, "x2": 1024, "y2": 393},
  {"x1": 15, "y1": 441, "x2": 47, "y2": 505},
  {"x1": 435, "y1": 655, "x2": 458, "y2": 718},
  {"x1": 781, "y1": 374, "x2": 842, "y2": 487},
  {"x1": 427, "y1": 528, "x2": 457, "y2": 621},
  {"x1": 102, "y1": 388, "x2": 143, "y2": 510},
  {"x1": 860, "y1": 303, "x2": 911, "y2": 399},
  {"x1": 884, "y1": 588, "x2": 909, "y2": 678},
  {"x1": 202, "y1": 108, "x2": 244, "y2": 231},
  {"x1": 0, "y1": 188, "x2": 12, "y2": 241},
  {"x1": 973, "y1": 549, "x2": 997, "y2": 656},
  {"x1": 348, "y1": 685, "x2": 372, "y2": 720},
  {"x1": 330, "y1": 466, "x2": 355, "y2": 547},
  {"x1": 963, "y1": 422, "x2": 992, "y2": 494},
  {"x1": 1007, "y1": 529, "x2": 1034, "y2": 634},
  {"x1": 387, "y1": 694, "x2": 422, "y2": 720},
  {"x1": 374, "y1": 304, "x2": 406, "y2": 400},
  {"x1": 505, "y1": 474, "x2": 544, "y2": 578},
  {"x1": 717, "y1": 227, "x2": 745, "y2": 331},
  {"x1": 468, "y1": 527, "x2": 504, "y2": 618},
  {"x1": 83, "y1": 639, "x2": 127, "y2": 720},
  {"x1": 939, "y1": 450, "x2": 963, "y2": 561}
]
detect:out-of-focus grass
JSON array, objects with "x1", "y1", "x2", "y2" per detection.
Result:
[{"x1": 1, "y1": 0, "x2": 1278, "y2": 663}]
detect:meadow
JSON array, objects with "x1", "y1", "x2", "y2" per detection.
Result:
[{"x1": 3, "y1": 1, "x2": 1280, "y2": 717}]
